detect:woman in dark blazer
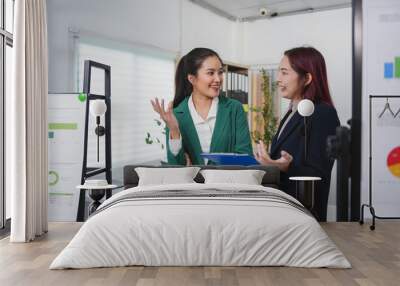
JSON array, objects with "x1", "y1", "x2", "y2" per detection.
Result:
[
  {"x1": 254, "y1": 47, "x2": 340, "y2": 221},
  {"x1": 151, "y1": 48, "x2": 252, "y2": 165}
]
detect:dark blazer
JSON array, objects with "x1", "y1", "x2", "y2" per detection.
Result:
[
  {"x1": 270, "y1": 102, "x2": 340, "y2": 221},
  {"x1": 166, "y1": 96, "x2": 253, "y2": 165}
]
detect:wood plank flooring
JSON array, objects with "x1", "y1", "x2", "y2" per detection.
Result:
[{"x1": 0, "y1": 221, "x2": 399, "y2": 286}]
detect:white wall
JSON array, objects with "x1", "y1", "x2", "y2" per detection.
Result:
[
  {"x1": 47, "y1": 0, "x2": 237, "y2": 92},
  {"x1": 181, "y1": 0, "x2": 238, "y2": 63},
  {"x1": 47, "y1": 2, "x2": 352, "y2": 220},
  {"x1": 242, "y1": 8, "x2": 352, "y2": 220},
  {"x1": 46, "y1": 0, "x2": 237, "y2": 186},
  {"x1": 242, "y1": 8, "x2": 352, "y2": 119},
  {"x1": 47, "y1": 0, "x2": 181, "y2": 92}
]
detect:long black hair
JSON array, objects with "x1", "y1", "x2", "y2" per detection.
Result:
[{"x1": 174, "y1": 48, "x2": 223, "y2": 108}]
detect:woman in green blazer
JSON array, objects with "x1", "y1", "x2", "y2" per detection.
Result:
[{"x1": 151, "y1": 48, "x2": 252, "y2": 165}]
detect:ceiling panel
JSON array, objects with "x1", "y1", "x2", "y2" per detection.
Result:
[{"x1": 189, "y1": 0, "x2": 351, "y2": 21}]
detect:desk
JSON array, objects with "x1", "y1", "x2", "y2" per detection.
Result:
[{"x1": 289, "y1": 176, "x2": 321, "y2": 217}]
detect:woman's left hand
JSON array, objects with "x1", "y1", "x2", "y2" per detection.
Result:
[{"x1": 274, "y1": 150, "x2": 293, "y2": 172}]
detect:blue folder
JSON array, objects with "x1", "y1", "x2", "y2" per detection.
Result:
[{"x1": 200, "y1": 153, "x2": 259, "y2": 166}]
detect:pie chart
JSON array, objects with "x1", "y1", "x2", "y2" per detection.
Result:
[{"x1": 387, "y1": 146, "x2": 400, "y2": 178}]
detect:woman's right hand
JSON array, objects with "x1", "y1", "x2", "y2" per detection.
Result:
[
  {"x1": 184, "y1": 153, "x2": 192, "y2": 166},
  {"x1": 151, "y1": 98, "x2": 180, "y2": 139},
  {"x1": 254, "y1": 141, "x2": 293, "y2": 172}
]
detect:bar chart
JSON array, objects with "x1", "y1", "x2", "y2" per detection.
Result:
[{"x1": 384, "y1": 57, "x2": 400, "y2": 79}]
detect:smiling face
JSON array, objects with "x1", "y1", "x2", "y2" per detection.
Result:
[
  {"x1": 188, "y1": 56, "x2": 224, "y2": 99},
  {"x1": 276, "y1": 55, "x2": 304, "y2": 101}
]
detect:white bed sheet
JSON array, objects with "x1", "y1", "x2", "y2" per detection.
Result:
[{"x1": 50, "y1": 183, "x2": 351, "y2": 269}]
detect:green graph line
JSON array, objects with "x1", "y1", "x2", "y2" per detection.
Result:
[
  {"x1": 48, "y1": 123, "x2": 78, "y2": 130},
  {"x1": 49, "y1": 192, "x2": 73, "y2": 196},
  {"x1": 48, "y1": 170, "x2": 59, "y2": 186}
]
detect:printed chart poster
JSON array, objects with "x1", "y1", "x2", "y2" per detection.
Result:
[
  {"x1": 48, "y1": 93, "x2": 86, "y2": 221},
  {"x1": 363, "y1": 0, "x2": 400, "y2": 216}
]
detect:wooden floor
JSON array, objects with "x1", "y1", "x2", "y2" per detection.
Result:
[{"x1": 0, "y1": 221, "x2": 399, "y2": 286}]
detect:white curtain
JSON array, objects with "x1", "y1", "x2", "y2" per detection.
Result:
[{"x1": 9, "y1": 0, "x2": 48, "y2": 242}]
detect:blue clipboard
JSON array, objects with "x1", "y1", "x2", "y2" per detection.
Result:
[{"x1": 200, "y1": 153, "x2": 259, "y2": 166}]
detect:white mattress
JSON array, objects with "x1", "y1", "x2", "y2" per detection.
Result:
[{"x1": 50, "y1": 183, "x2": 351, "y2": 269}]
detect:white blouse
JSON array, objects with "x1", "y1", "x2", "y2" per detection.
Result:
[{"x1": 169, "y1": 95, "x2": 219, "y2": 158}]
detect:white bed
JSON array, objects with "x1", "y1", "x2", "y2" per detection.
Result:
[{"x1": 50, "y1": 183, "x2": 351, "y2": 269}]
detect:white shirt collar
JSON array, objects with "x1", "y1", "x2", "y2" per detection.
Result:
[
  {"x1": 290, "y1": 100, "x2": 299, "y2": 113},
  {"x1": 188, "y1": 94, "x2": 219, "y2": 124}
]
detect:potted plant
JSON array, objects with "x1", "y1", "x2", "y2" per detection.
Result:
[{"x1": 250, "y1": 69, "x2": 278, "y2": 150}]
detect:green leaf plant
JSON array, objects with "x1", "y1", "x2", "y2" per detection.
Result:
[
  {"x1": 145, "y1": 119, "x2": 166, "y2": 150},
  {"x1": 249, "y1": 69, "x2": 278, "y2": 150}
]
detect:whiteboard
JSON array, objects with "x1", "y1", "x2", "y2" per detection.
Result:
[{"x1": 48, "y1": 93, "x2": 86, "y2": 221}]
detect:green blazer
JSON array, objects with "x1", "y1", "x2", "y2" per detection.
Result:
[{"x1": 166, "y1": 96, "x2": 253, "y2": 165}]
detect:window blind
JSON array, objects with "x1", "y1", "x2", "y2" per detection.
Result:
[{"x1": 77, "y1": 38, "x2": 175, "y2": 168}]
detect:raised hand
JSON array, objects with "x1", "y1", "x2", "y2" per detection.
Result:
[
  {"x1": 254, "y1": 141, "x2": 293, "y2": 172},
  {"x1": 151, "y1": 98, "x2": 180, "y2": 138}
]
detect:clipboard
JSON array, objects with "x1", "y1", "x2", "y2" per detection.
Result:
[{"x1": 200, "y1": 152, "x2": 259, "y2": 166}]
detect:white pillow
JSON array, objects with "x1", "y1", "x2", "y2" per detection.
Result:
[
  {"x1": 135, "y1": 167, "x2": 201, "y2": 186},
  {"x1": 200, "y1": 169, "x2": 266, "y2": 185}
]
